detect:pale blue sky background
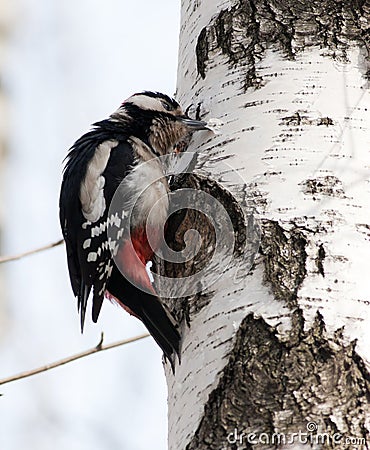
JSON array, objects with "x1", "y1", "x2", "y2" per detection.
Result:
[{"x1": 1, "y1": 1, "x2": 180, "y2": 449}]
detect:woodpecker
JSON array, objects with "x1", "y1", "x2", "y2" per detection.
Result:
[{"x1": 59, "y1": 91, "x2": 208, "y2": 369}]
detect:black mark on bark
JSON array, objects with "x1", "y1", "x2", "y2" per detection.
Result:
[
  {"x1": 301, "y1": 175, "x2": 345, "y2": 199},
  {"x1": 317, "y1": 117, "x2": 334, "y2": 126},
  {"x1": 280, "y1": 111, "x2": 335, "y2": 127},
  {"x1": 356, "y1": 223, "x2": 370, "y2": 238},
  {"x1": 260, "y1": 220, "x2": 307, "y2": 308},
  {"x1": 316, "y1": 243, "x2": 326, "y2": 277},
  {"x1": 196, "y1": 27, "x2": 209, "y2": 79}
]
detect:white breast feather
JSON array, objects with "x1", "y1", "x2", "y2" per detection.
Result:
[
  {"x1": 122, "y1": 138, "x2": 169, "y2": 230},
  {"x1": 127, "y1": 160, "x2": 169, "y2": 229}
]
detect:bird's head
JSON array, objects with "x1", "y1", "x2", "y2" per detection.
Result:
[{"x1": 111, "y1": 91, "x2": 209, "y2": 155}]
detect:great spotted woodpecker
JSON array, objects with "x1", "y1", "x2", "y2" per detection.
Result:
[{"x1": 59, "y1": 91, "x2": 208, "y2": 369}]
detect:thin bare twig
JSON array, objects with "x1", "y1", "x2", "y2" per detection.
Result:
[
  {"x1": 0, "y1": 333, "x2": 149, "y2": 386},
  {"x1": 0, "y1": 239, "x2": 64, "y2": 264}
]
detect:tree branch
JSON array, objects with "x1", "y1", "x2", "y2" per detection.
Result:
[
  {"x1": 0, "y1": 239, "x2": 64, "y2": 264},
  {"x1": 0, "y1": 332, "x2": 149, "y2": 387}
]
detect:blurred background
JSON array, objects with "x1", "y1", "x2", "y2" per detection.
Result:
[{"x1": 0, "y1": 1, "x2": 180, "y2": 449}]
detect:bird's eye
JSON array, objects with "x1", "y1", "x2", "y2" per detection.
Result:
[{"x1": 162, "y1": 102, "x2": 173, "y2": 111}]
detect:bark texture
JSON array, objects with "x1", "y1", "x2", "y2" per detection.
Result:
[
  {"x1": 165, "y1": 0, "x2": 370, "y2": 448},
  {"x1": 186, "y1": 312, "x2": 370, "y2": 450},
  {"x1": 196, "y1": 0, "x2": 370, "y2": 87}
]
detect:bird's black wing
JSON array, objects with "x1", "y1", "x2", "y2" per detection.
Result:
[{"x1": 60, "y1": 128, "x2": 135, "y2": 330}]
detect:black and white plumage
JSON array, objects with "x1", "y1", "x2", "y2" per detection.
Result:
[{"x1": 59, "y1": 91, "x2": 208, "y2": 369}]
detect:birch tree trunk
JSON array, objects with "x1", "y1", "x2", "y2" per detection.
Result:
[{"x1": 162, "y1": 0, "x2": 370, "y2": 449}]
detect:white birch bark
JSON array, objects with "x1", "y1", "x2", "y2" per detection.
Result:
[{"x1": 164, "y1": 1, "x2": 370, "y2": 449}]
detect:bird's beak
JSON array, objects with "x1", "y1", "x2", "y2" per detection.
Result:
[{"x1": 177, "y1": 116, "x2": 209, "y2": 131}]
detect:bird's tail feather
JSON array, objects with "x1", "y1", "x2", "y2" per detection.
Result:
[
  {"x1": 139, "y1": 296, "x2": 180, "y2": 372},
  {"x1": 106, "y1": 271, "x2": 181, "y2": 372}
]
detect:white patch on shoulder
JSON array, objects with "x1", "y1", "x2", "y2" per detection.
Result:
[{"x1": 80, "y1": 139, "x2": 119, "y2": 222}]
